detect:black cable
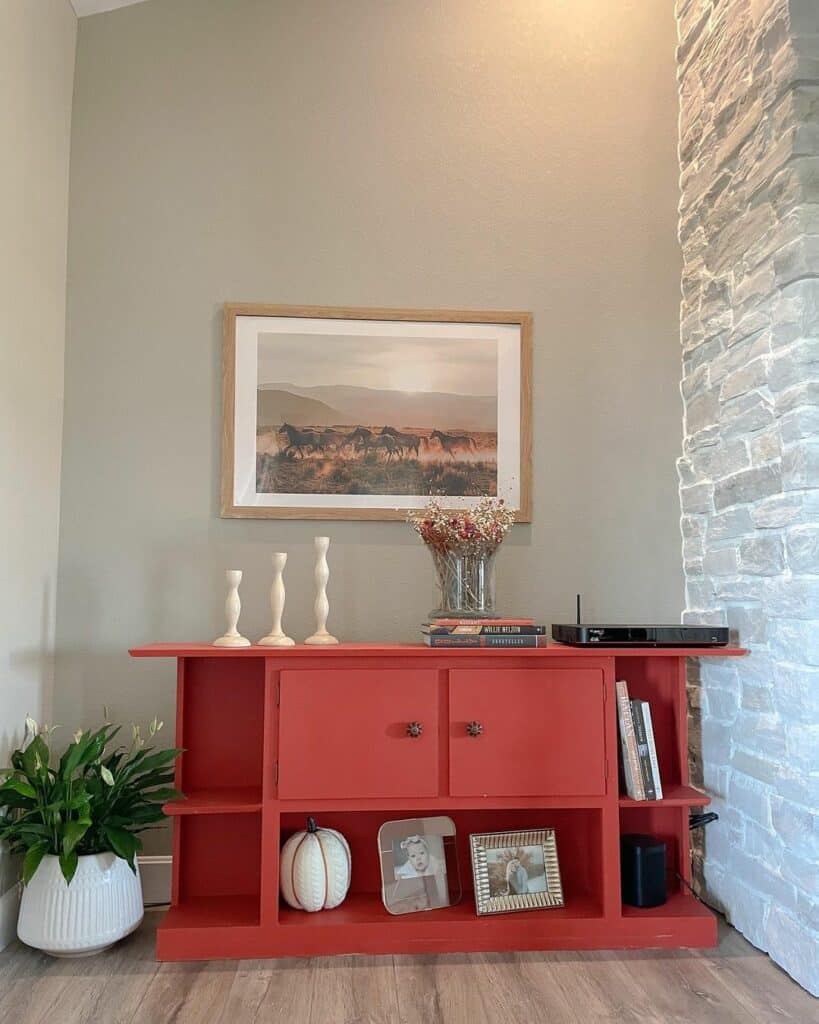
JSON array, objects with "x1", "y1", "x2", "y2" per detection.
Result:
[{"x1": 689, "y1": 811, "x2": 719, "y2": 829}]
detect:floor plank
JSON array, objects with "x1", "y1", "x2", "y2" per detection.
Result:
[
  {"x1": 307, "y1": 955, "x2": 400, "y2": 1024},
  {"x1": 0, "y1": 912, "x2": 815, "y2": 1024},
  {"x1": 219, "y1": 956, "x2": 315, "y2": 1024},
  {"x1": 692, "y1": 920, "x2": 817, "y2": 1022}
]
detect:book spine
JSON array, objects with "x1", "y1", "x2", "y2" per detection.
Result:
[
  {"x1": 641, "y1": 701, "x2": 663, "y2": 800},
  {"x1": 429, "y1": 618, "x2": 535, "y2": 626},
  {"x1": 477, "y1": 625, "x2": 546, "y2": 635},
  {"x1": 631, "y1": 700, "x2": 656, "y2": 801},
  {"x1": 423, "y1": 634, "x2": 546, "y2": 648},
  {"x1": 615, "y1": 680, "x2": 644, "y2": 800},
  {"x1": 480, "y1": 634, "x2": 541, "y2": 647},
  {"x1": 423, "y1": 624, "x2": 545, "y2": 636},
  {"x1": 423, "y1": 635, "x2": 481, "y2": 647}
]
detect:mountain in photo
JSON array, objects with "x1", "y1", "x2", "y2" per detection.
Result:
[
  {"x1": 258, "y1": 382, "x2": 496, "y2": 431},
  {"x1": 257, "y1": 389, "x2": 349, "y2": 427}
]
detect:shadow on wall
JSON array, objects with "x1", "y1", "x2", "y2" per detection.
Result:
[{"x1": 2, "y1": 577, "x2": 54, "y2": 762}]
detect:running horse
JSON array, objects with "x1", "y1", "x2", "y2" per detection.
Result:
[
  {"x1": 429, "y1": 428, "x2": 477, "y2": 459},
  {"x1": 343, "y1": 426, "x2": 374, "y2": 454},
  {"x1": 277, "y1": 422, "x2": 323, "y2": 459},
  {"x1": 380, "y1": 425, "x2": 421, "y2": 458},
  {"x1": 318, "y1": 427, "x2": 347, "y2": 452}
]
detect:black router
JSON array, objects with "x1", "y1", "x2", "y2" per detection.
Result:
[{"x1": 552, "y1": 596, "x2": 730, "y2": 648}]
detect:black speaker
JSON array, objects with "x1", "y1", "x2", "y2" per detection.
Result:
[{"x1": 621, "y1": 833, "x2": 666, "y2": 908}]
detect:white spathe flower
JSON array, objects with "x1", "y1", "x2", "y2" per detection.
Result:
[
  {"x1": 24, "y1": 716, "x2": 38, "y2": 739},
  {"x1": 100, "y1": 765, "x2": 115, "y2": 786},
  {"x1": 73, "y1": 729, "x2": 83, "y2": 744}
]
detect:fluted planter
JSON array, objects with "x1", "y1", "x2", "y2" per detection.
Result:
[{"x1": 17, "y1": 853, "x2": 143, "y2": 957}]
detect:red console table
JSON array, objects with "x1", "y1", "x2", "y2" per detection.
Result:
[{"x1": 129, "y1": 642, "x2": 745, "y2": 961}]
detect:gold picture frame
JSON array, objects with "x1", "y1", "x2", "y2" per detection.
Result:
[
  {"x1": 221, "y1": 303, "x2": 532, "y2": 521},
  {"x1": 470, "y1": 828, "x2": 564, "y2": 915}
]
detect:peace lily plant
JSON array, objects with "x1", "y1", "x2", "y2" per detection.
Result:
[
  {"x1": 0, "y1": 713, "x2": 183, "y2": 955},
  {"x1": 0, "y1": 714, "x2": 183, "y2": 885}
]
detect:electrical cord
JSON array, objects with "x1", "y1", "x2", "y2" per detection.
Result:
[{"x1": 677, "y1": 811, "x2": 720, "y2": 903}]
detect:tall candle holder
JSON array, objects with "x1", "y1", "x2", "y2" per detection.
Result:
[
  {"x1": 304, "y1": 537, "x2": 339, "y2": 645},
  {"x1": 212, "y1": 569, "x2": 251, "y2": 647},
  {"x1": 258, "y1": 553, "x2": 295, "y2": 647}
]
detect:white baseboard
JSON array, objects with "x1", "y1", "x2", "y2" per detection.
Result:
[
  {"x1": 0, "y1": 884, "x2": 20, "y2": 951},
  {"x1": 138, "y1": 855, "x2": 172, "y2": 907}
]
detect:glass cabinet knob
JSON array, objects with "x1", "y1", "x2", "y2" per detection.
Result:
[
  {"x1": 406, "y1": 721, "x2": 423, "y2": 738},
  {"x1": 466, "y1": 721, "x2": 484, "y2": 737}
]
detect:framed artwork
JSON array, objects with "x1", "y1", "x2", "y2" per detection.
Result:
[
  {"x1": 470, "y1": 828, "x2": 563, "y2": 915},
  {"x1": 221, "y1": 304, "x2": 532, "y2": 520}
]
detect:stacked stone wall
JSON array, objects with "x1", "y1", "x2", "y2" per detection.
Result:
[{"x1": 676, "y1": 0, "x2": 818, "y2": 993}]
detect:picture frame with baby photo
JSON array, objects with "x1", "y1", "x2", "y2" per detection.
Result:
[
  {"x1": 470, "y1": 828, "x2": 564, "y2": 916},
  {"x1": 378, "y1": 815, "x2": 459, "y2": 915}
]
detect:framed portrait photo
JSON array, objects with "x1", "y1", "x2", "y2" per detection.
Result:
[
  {"x1": 378, "y1": 815, "x2": 460, "y2": 915},
  {"x1": 470, "y1": 828, "x2": 564, "y2": 916},
  {"x1": 221, "y1": 304, "x2": 532, "y2": 520}
]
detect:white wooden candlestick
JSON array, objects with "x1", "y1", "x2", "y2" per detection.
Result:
[
  {"x1": 212, "y1": 569, "x2": 251, "y2": 647},
  {"x1": 304, "y1": 536, "x2": 339, "y2": 645},
  {"x1": 258, "y1": 553, "x2": 295, "y2": 647}
]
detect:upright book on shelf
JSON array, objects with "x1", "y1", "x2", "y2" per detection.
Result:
[
  {"x1": 630, "y1": 699, "x2": 656, "y2": 800},
  {"x1": 637, "y1": 699, "x2": 663, "y2": 799},
  {"x1": 615, "y1": 680, "x2": 644, "y2": 800}
]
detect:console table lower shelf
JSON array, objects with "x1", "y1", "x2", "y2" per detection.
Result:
[
  {"x1": 129, "y1": 643, "x2": 745, "y2": 961},
  {"x1": 157, "y1": 886, "x2": 714, "y2": 961}
]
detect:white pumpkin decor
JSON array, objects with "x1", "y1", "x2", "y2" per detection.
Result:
[{"x1": 280, "y1": 817, "x2": 351, "y2": 912}]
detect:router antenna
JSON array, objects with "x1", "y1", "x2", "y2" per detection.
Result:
[{"x1": 576, "y1": 593, "x2": 581, "y2": 625}]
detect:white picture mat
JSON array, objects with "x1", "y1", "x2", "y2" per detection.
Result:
[{"x1": 233, "y1": 315, "x2": 521, "y2": 510}]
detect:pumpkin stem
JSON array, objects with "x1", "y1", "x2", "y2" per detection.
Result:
[{"x1": 307, "y1": 816, "x2": 319, "y2": 833}]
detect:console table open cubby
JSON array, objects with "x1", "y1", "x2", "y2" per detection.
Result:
[{"x1": 129, "y1": 643, "x2": 745, "y2": 961}]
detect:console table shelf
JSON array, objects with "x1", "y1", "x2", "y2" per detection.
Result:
[{"x1": 130, "y1": 642, "x2": 745, "y2": 961}]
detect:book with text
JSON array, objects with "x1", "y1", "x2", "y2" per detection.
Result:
[
  {"x1": 615, "y1": 680, "x2": 644, "y2": 800},
  {"x1": 422, "y1": 634, "x2": 547, "y2": 648},
  {"x1": 638, "y1": 699, "x2": 663, "y2": 799},
  {"x1": 630, "y1": 699, "x2": 656, "y2": 801}
]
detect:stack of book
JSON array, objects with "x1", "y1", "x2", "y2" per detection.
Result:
[
  {"x1": 615, "y1": 679, "x2": 663, "y2": 800},
  {"x1": 422, "y1": 618, "x2": 548, "y2": 648}
]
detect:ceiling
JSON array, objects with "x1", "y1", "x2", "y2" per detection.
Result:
[{"x1": 71, "y1": 0, "x2": 149, "y2": 15}]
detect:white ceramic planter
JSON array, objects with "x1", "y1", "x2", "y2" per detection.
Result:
[{"x1": 18, "y1": 853, "x2": 143, "y2": 957}]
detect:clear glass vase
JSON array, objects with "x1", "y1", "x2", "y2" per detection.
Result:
[{"x1": 427, "y1": 546, "x2": 498, "y2": 619}]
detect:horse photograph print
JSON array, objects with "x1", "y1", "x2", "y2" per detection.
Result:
[{"x1": 222, "y1": 305, "x2": 531, "y2": 520}]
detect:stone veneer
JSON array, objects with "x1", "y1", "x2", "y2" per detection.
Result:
[{"x1": 676, "y1": 0, "x2": 818, "y2": 994}]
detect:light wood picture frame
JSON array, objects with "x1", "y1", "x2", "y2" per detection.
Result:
[
  {"x1": 470, "y1": 828, "x2": 564, "y2": 915},
  {"x1": 221, "y1": 303, "x2": 532, "y2": 521}
]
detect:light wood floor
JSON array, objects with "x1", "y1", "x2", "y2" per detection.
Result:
[{"x1": 0, "y1": 910, "x2": 815, "y2": 1024}]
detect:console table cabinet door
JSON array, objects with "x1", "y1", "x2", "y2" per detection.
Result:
[
  {"x1": 278, "y1": 670, "x2": 439, "y2": 799},
  {"x1": 449, "y1": 669, "x2": 606, "y2": 796}
]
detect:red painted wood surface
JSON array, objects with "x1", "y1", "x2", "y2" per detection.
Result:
[
  {"x1": 449, "y1": 667, "x2": 607, "y2": 796},
  {"x1": 278, "y1": 669, "x2": 439, "y2": 799},
  {"x1": 131, "y1": 642, "x2": 747, "y2": 659},
  {"x1": 128, "y1": 643, "x2": 747, "y2": 962}
]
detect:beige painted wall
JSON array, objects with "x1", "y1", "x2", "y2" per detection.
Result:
[
  {"x1": 59, "y1": 0, "x2": 682, "y2": 852},
  {"x1": 0, "y1": 0, "x2": 76, "y2": 933}
]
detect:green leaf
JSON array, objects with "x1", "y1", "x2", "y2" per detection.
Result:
[
  {"x1": 102, "y1": 826, "x2": 140, "y2": 869},
  {"x1": 63, "y1": 819, "x2": 90, "y2": 855},
  {"x1": 59, "y1": 733, "x2": 91, "y2": 779},
  {"x1": 21, "y1": 735, "x2": 50, "y2": 780},
  {"x1": 126, "y1": 748, "x2": 182, "y2": 777},
  {"x1": 59, "y1": 848, "x2": 79, "y2": 885},
  {"x1": 22, "y1": 842, "x2": 49, "y2": 885},
  {"x1": 0, "y1": 778, "x2": 37, "y2": 800},
  {"x1": 143, "y1": 788, "x2": 185, "y2": 804}
]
